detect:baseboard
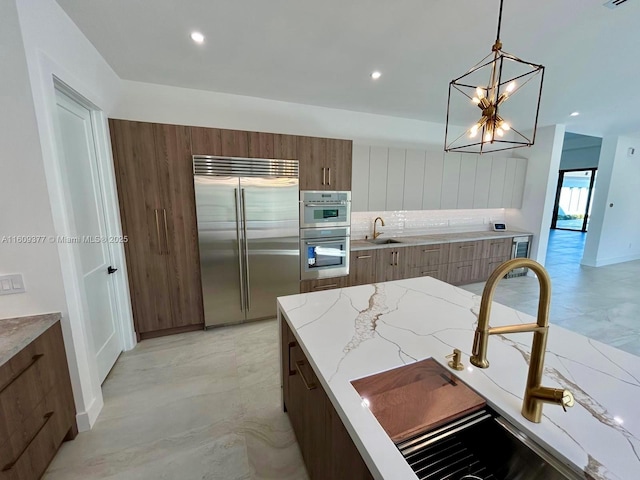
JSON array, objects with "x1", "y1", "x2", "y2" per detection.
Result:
[
  {"x1": 75, "y1": 394, "x2": 104, "y2": 432},
  {"x1": 582, "y1": 253, "x2": 640, "y2": 267},
  {"x1": 139, "y1": 323, "x2": 204, "y2": 340}
]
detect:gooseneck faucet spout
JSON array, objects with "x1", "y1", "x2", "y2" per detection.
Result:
[
  {"x1": 373, "y1": 217, "x2": 385, "y2": 239},
  {"x1": 470, "y1": 258, "x2": 574, "y2": 423}
]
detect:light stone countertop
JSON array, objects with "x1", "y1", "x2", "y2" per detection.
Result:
[
  {"x1": 0, "y1": 313, "x2": 61, "y2": 367},
  {"x1": 351, "y1": 229, "x2": 533, "y2": 251},
  {"x1": 277, "y1": 277, "x2": 639, "y2": 480}
]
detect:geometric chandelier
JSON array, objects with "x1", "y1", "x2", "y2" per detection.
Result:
[{"x1": 444, "y1": 0, "x2": 545, "y2": 154}]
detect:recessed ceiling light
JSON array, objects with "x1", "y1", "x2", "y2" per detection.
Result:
[
  {"x1": 371, "y1": 71, "x2": 382, "y2": 80},
  {"x1": 190, "y1": 32, "x2": 205, "y2": 44},
  {"x1": 570, "y1": 111, "x2": 580, "y2": 117}
]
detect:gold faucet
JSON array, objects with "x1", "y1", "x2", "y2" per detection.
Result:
[
  {"x1": 470, "y1": 258, "x2": 574, "y2": 423},
  {"x1": 373, "y1": 217, "x2": 385, "y2": 239}
]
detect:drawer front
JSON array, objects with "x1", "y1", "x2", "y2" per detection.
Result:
[
  {"x1": 0, "y1": 396, "x2": 64, "y2": 480},
  {"x1": 409, "y1": 264, "x2": 449, "y2": 282},
  {"x1": 448, "y1": 241, "x2": 483, "y2": 263},
  {"x1": 411, "y1": 244, "x2": 450, "y2": 268},
  {"x1": 483, "y1": 238, "x2": 512, "y2": 259},
  {"x1": 300, "y1": 276, "x2": 349, "y2": 293},
  {"x1": 349, "y1": 252, "x2": 378, "y2": 286},
  {"x1": 480, "y1": 256, "x2": 511, "y2": 279},
  {"x1": 447, "y1": 260, "x2": 482, "y2": 285}
]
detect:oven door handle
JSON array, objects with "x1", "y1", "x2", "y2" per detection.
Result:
[
  {"x1": 304, "y1": 239, "x2": 345, "y2": 245},
  {"x1": 303, "y1": 202, "x2": 347, "y2": 207}
]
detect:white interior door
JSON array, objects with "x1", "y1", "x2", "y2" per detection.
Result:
[{"x1": 55, "y1": 89, "x2": 122, "y2": 383}]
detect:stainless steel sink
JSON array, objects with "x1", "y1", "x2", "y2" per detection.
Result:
[
  {"x1": 366, "y1": 238, "x2": 403, "y2": 245},
  {"x1": 396, "y1": 407, "x2": 580, "y2": 480}
]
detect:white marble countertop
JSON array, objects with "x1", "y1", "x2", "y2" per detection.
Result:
[
  {"x1": 351, "y1": 229, "x2": 533, "y2": 251},
  {"x1": 0, "y1": 313, "x2": 61, "y2": 367},
  {"x1": 277, "y1": 278, "x2": 639, "y2": 480}
]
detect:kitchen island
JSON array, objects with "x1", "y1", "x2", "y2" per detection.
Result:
[{"x1": 278, "y1": 277, "x2": 640, "y2": 480}]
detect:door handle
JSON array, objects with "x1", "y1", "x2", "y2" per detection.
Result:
[
  {"x1": 107, "y1": 266, "x2": 118, "y2": 274},
  {"x1": 162, "y1": 208, "x2": 170, "y2": 255},
  {"x1": 241, "y1": 188, "x2": 251, "y2": 311},
  {"x1": 327, "y1": 167, "x2": 331, "y2": 186},
  {"x1": 154, "y1": 209, "x2": 162, "y2": 254},
  {"x1": 234, "y1": 188, "x2": 245, "y2": 312}
]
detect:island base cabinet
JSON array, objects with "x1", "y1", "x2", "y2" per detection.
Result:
[{"x1": 281, "y1": 319, "x2": 373, "y2": 480}]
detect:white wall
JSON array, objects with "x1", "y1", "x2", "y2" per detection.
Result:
[
  {"x1": 113, "y1": 80, "x2": 453, "y2": 149},
  {"x1": 10, "y1": 0, "x2": 123, "y2": 431},
  {"x1": 582, "y1": 135, "x2": 640, "y2": 266},
  {"x1": 0, "y1": 0, "x2": 66, "y2": 314},
  {"x1": 506, "y1": 125, "x2": 566, "y2": 265}
]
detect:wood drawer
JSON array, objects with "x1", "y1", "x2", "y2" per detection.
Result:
[
  {"x1": 448, "y1": 241, "x2": 483, "y2": 263},
  {"x1": 300, "y1": 276, "x2": 349, "y2": 293},
  {"x1": 447, "y1": 260, "x2": 483, "y2": 285},
  {"x1": 482, "y1": 238, "x2": 512, "y2": 259},
  {"x1": 410, "y1": 244, "x2": 450, "y2": 268},
  {"x1": 479, "y1": 256, "x2": 511, "y2": 279},
  {"x1": 409, "y1": 264, "x2": 449, "y2": 282}
]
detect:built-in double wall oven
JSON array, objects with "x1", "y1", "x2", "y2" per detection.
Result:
[{"x1": 299, "y1": 191, "x2": 351, "y2": 280}]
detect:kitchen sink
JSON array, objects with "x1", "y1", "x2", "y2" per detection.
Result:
[
  {"x1": 396, "y1": 407, "x2": 580, "y2": 480},
  {"x1": 367, "y1": 238, "x2": 403, "y2": 244}
]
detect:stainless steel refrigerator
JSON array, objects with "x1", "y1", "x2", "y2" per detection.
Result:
[{"x1": 193, "y1": 156, "x2": 299, "y2": 328}]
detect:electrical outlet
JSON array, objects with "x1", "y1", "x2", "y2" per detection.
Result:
[{"x1": 0, "y1": 274, "x2": 26, "y2": 295}]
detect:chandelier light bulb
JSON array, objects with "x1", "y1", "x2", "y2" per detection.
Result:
[
  {"x1": 484, "y1": 132, "x2": 492, "y2": 142},
  {"x1": 506, "y1": 81, "x2": 516, "y2": 93},
  {"x1": 497, "y1": 128, "x2": 504, "y2": 137},
  {"x1": 476, "y1": 87, "x2": 485, "y2": 99},
  {"x1": 472, "y1": 97, "x2": 481, "y2": 105},
  {"x1": 502, "y1": 122, "x2": 511, "y2": 131}
]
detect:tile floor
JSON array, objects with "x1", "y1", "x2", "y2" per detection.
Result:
[{"x1": 45, "y1": 229, "x2": 639, "y2": 479}]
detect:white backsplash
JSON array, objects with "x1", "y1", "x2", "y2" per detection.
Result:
[{"x1": 351, "y1": 209, "x2": 506, "y2": 240}]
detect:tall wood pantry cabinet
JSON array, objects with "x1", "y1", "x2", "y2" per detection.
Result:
[{"x1": 109, "y1": 120, "x2": 204, "y2": 339}]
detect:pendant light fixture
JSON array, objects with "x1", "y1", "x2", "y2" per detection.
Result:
[{"x1": 444, "y1": 0, "x2": 544, "y2": 154}]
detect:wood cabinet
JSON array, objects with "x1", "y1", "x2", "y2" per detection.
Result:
[
  {"x1": 298, "y1": 136, "x2": 352, "y2": 191},
  {"x1": 376, "y1": 247, "x2": 410, "y2": 282},
  {"x1": 0, "y1": 321, "x2": 77, "y2": 480},
  {"x1": 110, "y1": 119, "x2": 204, "y2": 339},
  {"x1": 281, "y1": 320, "x2": 373, "y2": 480},
  {"x1": 349, "y1": 251, "x2": 379, "y2": 286},
  {"x1": 190, "y1": 127, "x2": 249, "y2": 157},
  {"x1": 352, "y1": 144, "x2": 527, "y2": 211}
]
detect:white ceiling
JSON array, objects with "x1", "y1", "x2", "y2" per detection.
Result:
[{"x1": 56, "y1": 0, "x2": 640, "y2": 137}]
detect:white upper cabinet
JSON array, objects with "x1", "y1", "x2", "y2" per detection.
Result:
[
  {"x1": 403, "y1": 149, "x2": 426, "y2": 210},
  {"x1": 423, "y1": 151, "x2": 444, "y2": 210},
  {"x1": 386, "y1": 148, "x2": 406, "y2": 211},
  {"x1": 351, "y1": 144, "x2": 527, "y2": 212},
  {"x1": 368, "y1": 147, "x2": 388, "y2": 211},
  {"x1": 351, "y1": 144, "x2": 370, "y2": 212}
]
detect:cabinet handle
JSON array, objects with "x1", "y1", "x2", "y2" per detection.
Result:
[
  {"x1": 2, "y1": 411, "x2": 54, "y2": 471},
  {"x1": 395, "y1": 250, "x2": 400, "y2": 266},
  {"x1": 154, "y1": 209, "x2": 162, "y2": 254},
  {"x1": 322, "y1": 167, "x2": 326, "y2": 185},
  {"x1": 458, "y1": 246, "x2": 474, "y2": 250},
  {"x1": 313, "y1": 283, "x2": 338, "y2": 290},
  {"x1": 288, "y1": 341, "x2": 297, "y2": 376},
  {"x1": 421, "y1": 270, "x2": 439, "y2": 275},
  {"x1": 295, "y1": 360, "x2": 317, "y2": 390},
  {"x1": 389, "y1": 252, "x2": 395, "y2": 266},
  {"x1": 457, "y1": 265, "x2": 472, "y2": 270},
  {"x1": 162, "y1": 208, "x2": 170, "y2": 255},
  {"x1": 0, "y1": 354, "x2": 44, "y2": 395},
  {"x1": 327, "y1": 167, "x2": 331, "y2": 186},
  {"x1": 356, "y1": 255, "x2": 372, "y2": 259}
]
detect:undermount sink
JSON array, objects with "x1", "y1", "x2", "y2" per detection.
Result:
[
  {"x1": 367, "y1": 238, "x2": 403, "y2": 245},
  {"x1": 397, "y1": 407, "x2": 578, "y2": 480},
  {"x1": 351, "y1": 358, "x2": 580, "y2": 480}
]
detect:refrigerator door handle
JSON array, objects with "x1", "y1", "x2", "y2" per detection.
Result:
[
  {"x1": 241, "y1": 188, "x2": 251, "y2": 311},
  {"x1": 234, "y1": 188, "x2": 245, "y2": 312}
]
